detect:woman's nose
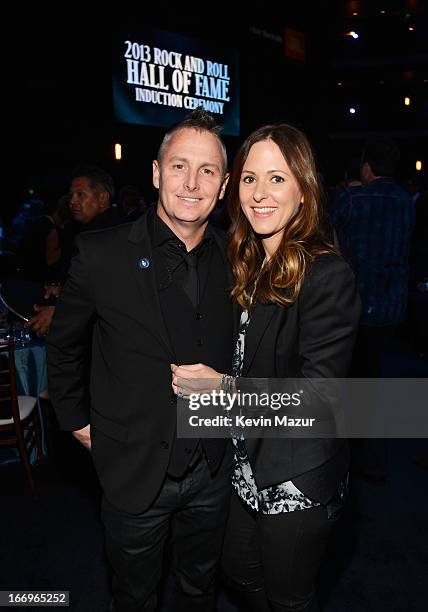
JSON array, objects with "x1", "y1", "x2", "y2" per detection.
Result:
[{"x1": 253, "y1": 183, "x2": 268, "y2": 202}]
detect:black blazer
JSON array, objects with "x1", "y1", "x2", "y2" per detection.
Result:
[
  {"x1": 240, "y1": 254, "x2": 361, "y2": 501},
  {"x1": 46, "y1": 211, "x2": 235, "y2": 514}
]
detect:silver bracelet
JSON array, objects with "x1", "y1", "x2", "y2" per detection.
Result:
[{"x1": 221, "y1": 374, "x2": 235, "y2": 393}]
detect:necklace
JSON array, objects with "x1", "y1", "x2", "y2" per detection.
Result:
[{"x1": 248, "y1": 257, "x2": 267, "y2": 308}]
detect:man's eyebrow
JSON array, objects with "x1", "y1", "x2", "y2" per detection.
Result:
[
  {"x1": 169, "y1": 156, "x2": 188, "y2": 163},
  {"x1": 168, "y1": 156, "x2": 221, "y2": 170},
  {"x1": 202, "y1": 162, "x2": 221, "y2": 168}
]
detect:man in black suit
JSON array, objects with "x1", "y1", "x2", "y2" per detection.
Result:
[
  {"x1": 25, "y1": 165, "x2": 123, "y2": 336},
  {"x1": 68, "y1": 164, "x2": 122, "y2": 231},
  {"x1": 47, "y1": 110, "x2": 233, "y2": 611}
]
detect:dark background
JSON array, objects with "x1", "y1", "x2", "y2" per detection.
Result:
[{"x1": 11, "y1": 1, "x2": 428, "y2": 214}]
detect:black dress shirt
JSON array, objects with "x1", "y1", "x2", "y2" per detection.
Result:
[{"x1": 152, "y1": 214, "x2": 213, "y2": 306}]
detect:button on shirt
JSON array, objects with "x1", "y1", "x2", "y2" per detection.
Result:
[
  {"x1": 152, "y1": 214, "x2": 213, "y2": 305},
  {"x1": 151, "y1": 214, "x2": 213, "y2": 476}
]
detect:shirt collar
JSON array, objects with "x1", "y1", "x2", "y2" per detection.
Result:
[{"x1": 152, "y1": 210, "x2": 213, "y2": 251}]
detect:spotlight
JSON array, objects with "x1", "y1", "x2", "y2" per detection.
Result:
[
  {"x1": 349, "y1": 107, "x2": 357, "y2": 114},
  {"x1": 114, "y1": 143, "x2": 122, "y2": 160},
  {"x1": 404, "y1": 97, "x2": 411, "y2": 106},
  {"x1": 416, "y1": 161, "x2": 422, "y2": 171}
]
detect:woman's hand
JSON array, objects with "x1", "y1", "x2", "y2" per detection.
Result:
[{"x1": 171, "y1": 363, "x2": 222, "y2": 397}]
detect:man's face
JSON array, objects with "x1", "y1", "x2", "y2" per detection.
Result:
[
  {"x1": 360, "y1": 162, "x2": 372, "y2": 185},
  {"x1": 69, "y1": 176, "x2": 107, "y2": 224},
  {"x1": 152, "y1": 128, "x2": 228, "y2": 231}
]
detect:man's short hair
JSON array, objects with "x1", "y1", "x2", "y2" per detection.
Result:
[
  {"x1": 71, "y1": 164, "x2": 115, "y2": 201},
  {"x1": 362, "y1": 138, "x2": 400, "y2": 177},
  {"x1": 157, "y1": 109, "x2": 228, "y2": 173},
  {"x1": 346, "y1": 157, "x2": 362, "y2": 183}
]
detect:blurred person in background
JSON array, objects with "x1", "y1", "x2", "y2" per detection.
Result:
[
  {"x1": 17, "y1": 195, "x2": 73, "y2": 283},
  {"x1": 403, "y1": 174, "x2": 428, "y2": 364},
  {"x1": 68, "y1": 164, "x2": 121, "y2": 231},
  {"x1": 332, "y1": 137, "x2": 415, "y2": 482},
  {"x1": 118, "y1": 184, "x2": 146, "y2": 222},
  {"x1": 45, "y1": 195, "x2": 75, "y2": 283},
  {"x1": 25, "y1": 165, "x2": 120, "y2": 335},
  {"x1": 5, "y1": 198, "x2": 46, "y2": 254}
]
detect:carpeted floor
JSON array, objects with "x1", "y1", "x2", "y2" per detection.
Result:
[{"x1": 1, "y1": 332, "x2": 427, "y2": 611}]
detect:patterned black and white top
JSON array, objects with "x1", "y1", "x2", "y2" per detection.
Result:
[{"x1": 231, "y1": 310, "x2": 320, "y2": 515}]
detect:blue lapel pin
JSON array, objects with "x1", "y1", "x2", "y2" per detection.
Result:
[{"x1": 138, "y1": 257, "x2": 150, "y2": 269}]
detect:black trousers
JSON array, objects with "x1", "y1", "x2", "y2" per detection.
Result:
[
  {"x1": 101, "y1": 455, "x2": 231, "y2": 612},
  {"x1": 222, "y1": 492, "x2": 337, "y2": 612}
]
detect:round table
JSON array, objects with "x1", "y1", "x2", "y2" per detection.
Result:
[{"x1": 0, "y1": 340, "x2": 47, "y2": 464}]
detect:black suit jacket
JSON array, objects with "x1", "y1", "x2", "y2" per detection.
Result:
[
  {"x1": 46, "y1": 211, "x2": 235, "y2": 513},
  {"x1": 240, "y1": 254, "x2": 361, "y2": 499}
]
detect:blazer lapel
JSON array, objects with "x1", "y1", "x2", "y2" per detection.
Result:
[
  {"x1": 242, "y1": 302, "x2": 278, "y2": 375},
  {"x1": 127, "y1": 213, "x2": 174, "y2": 359},
  {"x1": 211, "y1": 228, "x2": 240, "y2": 342}
]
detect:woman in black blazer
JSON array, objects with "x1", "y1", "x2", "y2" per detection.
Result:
[{"x1": 172, "y1": 124, "x2": 360, "y2": 611}]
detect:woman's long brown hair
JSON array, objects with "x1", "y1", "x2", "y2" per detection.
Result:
[{"x1": 227, "y1": 124, "x2": 336, "y2": 309}]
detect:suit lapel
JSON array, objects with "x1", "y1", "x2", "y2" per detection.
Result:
[
  {"x1": 211, "y1": 228, "x2": 240, "y2": 343},
  {"x1": 242, "y1": 302, "x2": 278, "y2": 375},
  {"x1": 127, "y1": 212, "x2": 174, "y2": 359},
  {"x1": 127, "y1": 218, "x2": 237, "y2": 362}
]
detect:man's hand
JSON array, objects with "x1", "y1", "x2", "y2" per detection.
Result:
[
  {"x1": 24, "y1": 305, "x2": 55, "y2": 335},
  {"x1": 72, "y1": 424, "x2": 91, "y2": 450},
  {"x1": 44, "y1": 284, "x2": 61, "y2": 299}
]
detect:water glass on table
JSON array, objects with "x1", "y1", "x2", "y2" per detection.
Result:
[{"x1": 10, "y1": 321, "x2": 32, "y2": 347}]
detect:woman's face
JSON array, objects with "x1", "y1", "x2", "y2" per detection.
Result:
[{"x1": 239, "y1": 139, "x2": 303, "y2": 257}]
